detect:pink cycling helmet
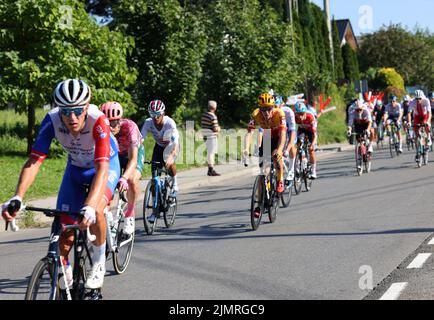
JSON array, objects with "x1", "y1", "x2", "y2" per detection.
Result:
[
  {"x1": 148, "y1": 99, "x2": 166, "y2": 116},
  {"x1": 100, "y1": 101, "x2": 123, "y2": 120}
]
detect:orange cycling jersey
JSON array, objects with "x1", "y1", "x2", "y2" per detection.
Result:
[{"x1": 247, "y1": 108, "x2": 287, "y2": 138}]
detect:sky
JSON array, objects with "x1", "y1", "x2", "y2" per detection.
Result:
[{"x1": 310, "y1": 0, "x2": 434, "y2": 36}]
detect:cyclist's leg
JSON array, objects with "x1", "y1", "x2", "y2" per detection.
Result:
[
  {"x1": 285, "y1": 130, "x2": 297, "y2": 182},
  {"x1": 163, "y1": 142, "x2": 179, "y2": 195},
  {"x1": 125, "y1": 144, "x2": 145, "y2": 219}
]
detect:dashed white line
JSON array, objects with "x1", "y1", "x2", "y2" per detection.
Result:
[
  {"x1": 428, "y1": 238, "x2": 434, "y2": 245},
  {"x1": 379, "y1": 282, "x2": 408, "y2": 300},
  {"x1": 407, "y1": 253, "x2": 432, "y2": 269}
]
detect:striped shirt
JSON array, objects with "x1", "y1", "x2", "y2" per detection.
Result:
[{"x1": 201, "y1": 111, "x2": 219, "y2": 137}]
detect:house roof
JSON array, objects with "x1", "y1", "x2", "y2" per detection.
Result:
[{"x1": 335, "y1": 19, "x2": 359, "y2": 50}]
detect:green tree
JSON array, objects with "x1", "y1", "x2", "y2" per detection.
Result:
[
  {"x1": 0, "y1": 0, "x2": 137, "y2": 154},
  {"x1": 112, "y1": 0, "x2": 207, "y2": 124},
  {"x1": 358, "y1": 24, "x2": 434, "y2": 89},
  {"x1": 342, "y1": 43, "x2": 360, "y2": 83},
  {"x1": 332, "y1": 20, "x2": 345, "y2": 81}
]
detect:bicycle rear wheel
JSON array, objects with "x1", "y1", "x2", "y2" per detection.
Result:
[
  {"x1": 281, "y1": 159, "x2": 292, "y2": 208},
  {"x1": 250, "y1": 175, "x2": 265, "y2": 230},
  {"x1": 25, "y1": 258, "x2": 60, "y2": 300},
  {"x1": 143, "y1": 180, "x2": 158, "y2": 235},
  {"x1": 113, "y1": 198, "x2": 134, "y2": 274}
]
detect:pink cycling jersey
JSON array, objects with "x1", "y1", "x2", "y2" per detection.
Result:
[{"x1": 115, "y1": 119, "x2": 143, "y2": 156}]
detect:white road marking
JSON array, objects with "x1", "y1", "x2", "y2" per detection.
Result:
[
  {"x1": 379, "y1": 282, "x2": 408, "y2": 300},
  {"x1": 407, "y1": 253, "x2": 432, "y2": 269},
  {"x1": 428, "y1": 238, "x2": 434, "y2": 245}
]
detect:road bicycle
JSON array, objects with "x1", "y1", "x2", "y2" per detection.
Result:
[
  {"x1": 375, "y1": 121, "x2": 384, "y2": 150},
  {"x1": 404, "y1": 121, "x2": 415, "y2": 151},
  {"x1": 294, "y1": 133, "x2": 313, "y2": 194},
  {"x1": 142, "y1": 161, "x2": 177, "y2": 235},
  {"x1": 351, "y1": 130, "x2": 371, "y2": 176},
  {"x1": 385, "y1": 121, "x2": 400, "y2": 158},
  {"x1": 248, "y1": 158, "x2": 280, "y2": 231},
  {"x1": 105, "y1": 188, "x2": 134, "y2": 274},
  {"x1": 414, "y1": 123, "x2": 430, "y2": 168},
  {"x1": 23, "y1": 205, "x2": 100, "y2": 300},
  {"x1": 281, "y1": 155, "x2": 293, "y2": 208}
]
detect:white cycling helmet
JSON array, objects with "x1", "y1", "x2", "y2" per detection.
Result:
[
  {"x1": 403, "y1": 95, "x2": 410, "y2": 102},
  {"x1": 414, "y1": 89, "x2": 425, "y2": 99},
  {"x1": 54, "y1": 79, "x2": 91, "y2": 107}
]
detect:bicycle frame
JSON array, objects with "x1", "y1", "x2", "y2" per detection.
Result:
[{"x1": 25, "y1": 207, "x2": 93, "y2": 300}]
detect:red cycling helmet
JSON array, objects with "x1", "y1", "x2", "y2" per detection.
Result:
[{"x1": 100, "y1": 101, "x2": 123, "y2": 120}]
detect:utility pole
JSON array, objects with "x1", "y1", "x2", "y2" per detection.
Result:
[{"x1": 324, "y1": 0, "x2": 335, "y2": 71}]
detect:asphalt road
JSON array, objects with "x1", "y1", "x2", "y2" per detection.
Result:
[{"x1": 1, "y1": 144, "x2": 434, "y2": 300}]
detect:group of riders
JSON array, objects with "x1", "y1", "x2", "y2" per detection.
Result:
[
  {"x1": 1, "y1": 79, "x2": 180, "y2": 293},
  {"x1": 347, "y1": 89, "x2": 434, "y2": 165},
  {"x1": 2, "y1": 77, "x2": 433, "y2": 297}
]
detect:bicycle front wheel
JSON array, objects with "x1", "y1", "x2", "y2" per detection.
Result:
[
  {"x1": 143, "y1": 180, "x2": 158, "y2": 235},
  {"x1": 293, "y1": 154, "x2": 302, "y2": 195},
  {"x1": 280, "y1": 159, "x2": 292, "y2": 208},
  {"x1": 25, "y1": 258, "x2": 60, "y2": 300},
  {"x1": 268, "y1": 176, "x2": 279, "y2": 223},
  {"x1": 164, "y1": 196, "x2": 177, "y2": 228},
  {"x1": 113, "y1": 201, "x2": 134, "y2": 274},
  {"x1": 250, "y1": 175, "x2": 265, "y2": 231}
]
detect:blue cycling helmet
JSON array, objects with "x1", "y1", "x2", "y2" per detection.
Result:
[
  {"x1": 390, "y1": 95, "x2": 397, "y2": 102},
  {"x1": 294, "y1": 101, "x2": 307, "y2": 113},
  {"x1": 274, "y1": 95, "x2": 283, "y2": 106},
  {"x1": 430, "y1": 92, "x2": 434, "y2": 99}
]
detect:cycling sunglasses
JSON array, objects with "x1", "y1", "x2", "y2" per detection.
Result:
[
  {"x1": 60, "y1": 107, "x2": 85, "y2": 117},
  {"x1": 109, "y1": 120, "x2": 120, "y2": 128},
  {"x1": 150, "y1": 112, "x2": 163, "y2": 118},
  {"x1": 259, "y1": 107, "x2": 273, "y2": 113}
]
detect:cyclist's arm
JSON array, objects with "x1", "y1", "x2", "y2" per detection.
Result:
[
  {"x1": 244, "y1": 130, "x2": 254, "y2": 155},
  {"x1": 14, "y1": 158, "x2": 43, "y2": 199},
  {"x1": 277, "y1": 129, "x2": 286, "y2": 154},
  {"x1": 15, "y1": 113, "x2": 54, "y2": 199}
]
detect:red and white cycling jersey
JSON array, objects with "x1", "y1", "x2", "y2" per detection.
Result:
[
  {"x1": 409, "y1": 98, "x2": 431, "y2": 123},
  {"x1": 31, "y1": 104, "x2": 113, "y2": 168},
  {"x1": 295, "y1": 111, "x2": 317, "y2": 133}
]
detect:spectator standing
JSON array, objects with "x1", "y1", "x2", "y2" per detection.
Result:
[{"x1": 201, "y1": 100, "x2": 221, "y2": 176}]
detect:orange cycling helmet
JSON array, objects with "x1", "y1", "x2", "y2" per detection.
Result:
[{"x1": 258, "y1": 93, "x2": 275, "y2": 108}]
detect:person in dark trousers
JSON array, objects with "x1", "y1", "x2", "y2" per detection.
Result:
[{"x1": 201, "y1": 100, "x2": 221, "y2": 176}]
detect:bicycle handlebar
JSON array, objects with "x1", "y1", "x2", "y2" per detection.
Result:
[{"x1": 5, "y1": 205, "x2": 96, "y2": 241}]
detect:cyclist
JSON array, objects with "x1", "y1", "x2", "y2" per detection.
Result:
[
  {"x1": 373, "y1": 100, "x2": 385, "y2": 143},
  {"x1": 383, "y1": 95, "x2": 403, "y2": 153},
  {"x1": 401, "y1": 95, "x2": 413, "y2": 142},
  {"x1": 294, "y1": 101, "x2": 318, "y2": 179},
  {"x1": 1, "y1": 79, "x2": 120, "y2": 291},
  {"x1": 347, "y1": 100, "x2": 374, "y2": 166},
  {"x1": 408, "y1": 89, "x2": 432, "y2": 152},
  {"x1": 100, "y1": 101, "x2": 144, "y2": 235},
  {"x1": 243, "y1": 93, "x2": 287, "y2": 195},
  {"x1": 280, "y1": 97, "x2": 297, "y2": 186},
  {"x1": 140, "y1": 100, "x2": 180, "y2": 223}
]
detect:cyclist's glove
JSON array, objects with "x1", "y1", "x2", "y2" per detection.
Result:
[
  {"x1": 80, "y1": 206, "x2": 96, "y2": 225},
  {"x1": 2, "y1": 195, "x2": 23, "y2": 217},
  {"x1": 117, "y1": 176, "x2": 129, "y2": 192}
]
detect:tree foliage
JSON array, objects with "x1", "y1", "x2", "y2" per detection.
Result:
[
  {"x1": 358, "y1": 24, "x2": 434, "y2": 89},
  {"x1": 0, "y1": 0, "x2": 137, "y2": 153}
]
